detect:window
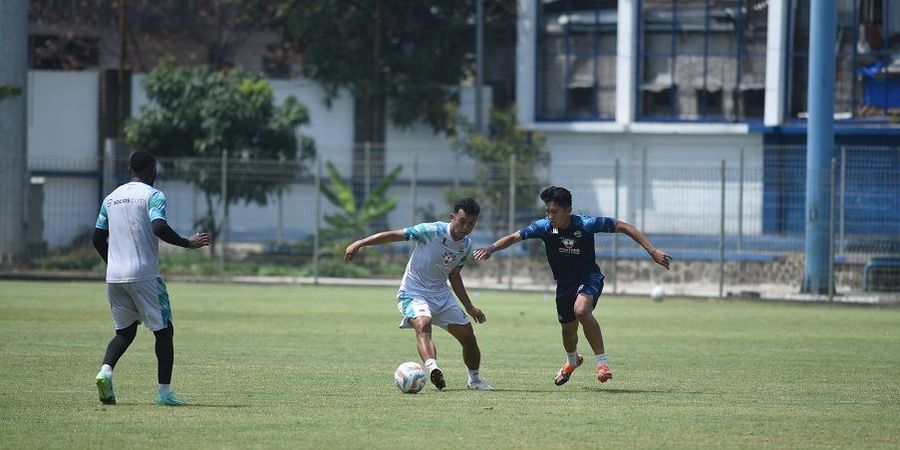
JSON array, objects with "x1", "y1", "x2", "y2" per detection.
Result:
[
  {"x1": 537, "y1": 0, "x2": 618, "y2": 120},
  {"x1": 788, "y1": 0, "x2": 900, "y2": 120},
  {"x1": 638, "y1": 0, "x2": 768, "y2": 121}
]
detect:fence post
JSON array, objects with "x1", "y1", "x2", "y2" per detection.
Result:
[
  {"x1": 277, "y1": 192, "x2": 284, "y2": 244},
  {"x1": 737, "y1": 147, "x2": 744, "y2": 252},
  {"x1": 829, "y1": 157, "x2": 836, "y2": 302},
  {"x1": 719, "y1": 159, "x2": 726, "y2": 298},
  {"x1": 102, "y1": 138, "x2": 116, "y2": 196},
  {"x1": 641, "y1": 146, "x2": 647, "y2": 230},
  {"x1": 839, "y1": 145, "x2": 846, "y2": 254},
  {"x1": 363, "y1": 142, "x2": 371, "y2": 203},
  {"x1": 313, "y1": 157, "x2": 321, "y2": 284},
  {"x1": 410, "y1": 151, "x2": 419, "y2": 258},
  {"x1": 506, "y1": 153, "x2": 516, "y2": 290},
  {"x1": 219, "y1": 150, "x2": 228, "y2": 273},
  {"x1": 613, "y1": 158, "x2": 620, "y2": 294}
]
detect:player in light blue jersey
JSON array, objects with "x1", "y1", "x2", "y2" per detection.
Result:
[
  {"x1": 344, "y1": 198, "x2": 491, "y2": 390},
  {"x1": 92, "y1": 151, "x2": 210, "y2": 406},
  {"x1": 475, "y1": 186, "x2": 670, "y2": 386}
]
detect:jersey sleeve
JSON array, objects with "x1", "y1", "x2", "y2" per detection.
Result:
[
  {"x1": 519, "y1": 219, "x2": 550, "y2": 240},
  {"x1": 148, "y1": 190, "x2": 167, "y2": 222},
  {"x1": 95, "y1": 201, "x2": 109, "y2": 230},
  {"x1": 584, "y1": 216, "x2": 617, "y2": 233},
  {"x1": 403, "y1": 222, "x2": 440, "y2": 244}
]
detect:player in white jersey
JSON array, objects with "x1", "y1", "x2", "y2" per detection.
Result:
[
  {"x1": 344, "y1": 198, "x2": 491, "y2": 390},
  {"x1": 91, "y1": 151, "x2": 210, "y2": 406}
]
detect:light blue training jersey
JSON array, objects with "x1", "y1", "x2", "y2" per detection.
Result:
[
  {"x1": 399, "y1": 222, "x2": 472, "y2": 299},
  {"x1": 95, "y1": 181, "x2": 168, "y2": 283}
]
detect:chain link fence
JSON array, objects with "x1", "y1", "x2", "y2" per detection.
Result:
[{"x1": 7, "y1": 143, "x2": 899, "y2": 300}]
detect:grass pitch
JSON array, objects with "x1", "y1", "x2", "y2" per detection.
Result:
[{"x1": 1, "y1": 280, "x2": 898, "y2": 449}]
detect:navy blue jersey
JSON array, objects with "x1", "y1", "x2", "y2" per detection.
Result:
[{"x1": 519, "y1": 215, "x2": 617, "y2": 281}]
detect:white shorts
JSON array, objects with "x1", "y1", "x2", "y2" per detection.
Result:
[
  {"x1": 107, "y1": 277, "x2": 172, "y2": 332},
  {"x1": 396, "y1": 291, "x2": 470, "y2": 330}
]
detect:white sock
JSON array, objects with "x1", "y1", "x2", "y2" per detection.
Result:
[
  {"x1": 100, "y1": 364, "x2": 113, "y2": 377},
  {"x1": 566, "y1": 352, "x2": 579, "y2": 366},
  {"x1": 596, "y1": 353, "x2": 608, "y2": 366},
  {"x1": 158, "y1": 384, "x2": 171, "y2": 396},
  {"x1": 467, "y1": 369, "x2": 480, "y2": 382},
  {"x1": 424, "y1": 358, "x2": 438, "y2": 372}
]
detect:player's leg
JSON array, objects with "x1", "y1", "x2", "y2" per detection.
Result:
[
  {"x1": 573, "y1": 276, "x2": 612, "y2": 383},
  {"x1": 445, "y1": 322, "x2": 490, "y2": 390},
  {"x1": 96, "y1": 283, "x2": 141, "y2": 404},
  {"x1": 553, "y1": 283, "x2": 584, "y2": 385},
  {"x1": 398, "y1": 295, "x2": 445, "y2": 389},
  {"x1": 409, "y1": 315, "x2": 445, "y2": 390},
  {"x1": 132, "y1": 277, "x2": 184, "y2": 405}
]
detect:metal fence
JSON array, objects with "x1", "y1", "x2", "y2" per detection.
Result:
[{"x1": 7, "y1": 143, "x2": 900, "y2": 300}]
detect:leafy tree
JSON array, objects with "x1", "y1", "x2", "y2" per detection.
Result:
[
  {"x1": 0, "y1": 85, "x2": 22, "y2": 101},
  {"x1": 124, "y1": 63, "x2": 315, "y2": 252},
  {"x1": 320, "y1": 161, "x2": 403, "y2": 248},
  {"x1": 449, "y1": 106, "x2": 550, "y2": 240}
]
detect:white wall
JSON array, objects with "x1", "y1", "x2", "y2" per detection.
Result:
[{"x1": 27, "y1": 70, "x2": 101, "y2": 248}]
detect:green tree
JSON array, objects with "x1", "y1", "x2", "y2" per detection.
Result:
[
  {"x1": 0, "y1": 85, "x2": 22, "y2": 101},
  {"x1": 124, "y1": 63, "x2": 315, "y2": 252},
  {"x1": 449, "y1": 106, "x2": 550, "y2": 240},
  {"x1": 320, "y1": 161, "x2": 403, "y2": 247}
]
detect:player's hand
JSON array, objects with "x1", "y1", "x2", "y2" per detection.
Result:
[
  {"x1": 467, "y1": 306, "x2": 486, "y2": 324},
  {"x1": 344, "y1": 242, "x2": 360, "y2": 263},
  {"x1": 473, "y1": 246, "x2": 494, "y2": 261},
  {"x1": 187, "y1": 232, "x2": 211, "y2": 249},
  {"x1": 649, "y1": 248, "x2": 671, "y2": 270}
]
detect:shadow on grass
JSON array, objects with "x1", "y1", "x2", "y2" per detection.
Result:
[{"x1": 582, "y1": 387, "x2": 706, "y2": 395}]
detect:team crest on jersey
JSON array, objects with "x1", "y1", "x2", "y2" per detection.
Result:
[
  {"x1": 561, "y1": 237, "x2": 575, "y2": 249},
  {"x1": 442, "y1": 251, "x2": 457, "y2": 266},
  {"x1": 574, "y1": 231, "x2": 582, "y2": 238},
  {"x1": 559, "y1": 236, "x2": 580, "y2": 254}
]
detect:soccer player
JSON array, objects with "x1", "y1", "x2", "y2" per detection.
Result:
[
  {"x1": 344, "y1": 198, "x2": 492, "y2": 391},
  {"x1": 473, "y1": 186, "x2": 670, "y2": 386},
  {"x1": 92, "y1": 151, "x2": 211, "y2": 406}
]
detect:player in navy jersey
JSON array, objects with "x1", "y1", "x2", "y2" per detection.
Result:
[{"x1": 474, "y1": 186, "x2": 670, "y2": 386}]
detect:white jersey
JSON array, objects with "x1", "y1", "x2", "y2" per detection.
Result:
[
  {"x1": 95, "y1": 182, "x2": 167, "y2": 283},
  {"x1": 398, "y1": 222, "x2": 472, "y2": 299}
]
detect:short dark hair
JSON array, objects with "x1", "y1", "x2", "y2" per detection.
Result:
[
  {"x1": 452, "y1": 197, "x2": 480, "y2": 217},
  {"x1": 129, "y1": 151, "x2": 156, "y2": 174},
  {"x1": 540, "y1": 186, "x2": 572, "y2": 209}
]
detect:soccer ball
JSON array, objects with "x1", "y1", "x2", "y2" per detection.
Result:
[
  {"x1": 651, "y1": 285, "x2": 665, "y2": 302},
  {"x1": 394, "y1": 361, "x2": 427, "y2": 394}
]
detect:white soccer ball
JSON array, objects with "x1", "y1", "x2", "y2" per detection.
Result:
[
  {"x1": 651, "y1": 285, "x2": 665, "y2": 302},
  {"x1": 394, "y1": 361, "x2": 427, "y2": 394}
]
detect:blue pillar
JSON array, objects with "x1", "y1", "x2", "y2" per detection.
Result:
[{"x1": 803, "y1": 0, "x2": 836, "y2": 294}]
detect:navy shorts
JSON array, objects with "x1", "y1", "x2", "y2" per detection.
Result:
[{"x1": 555, "y1": 273, "x2": 604, "y2": 324}]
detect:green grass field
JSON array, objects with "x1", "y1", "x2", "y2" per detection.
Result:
[{"x1": 1, "y1": 280, "x2": 898, "y2": 449}]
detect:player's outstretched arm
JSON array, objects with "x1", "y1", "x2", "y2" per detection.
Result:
[
  {"x1": 151, "y1": 219, "x2": 211, "y2": 249},
  {"x1": 615, "y1": 220, "x2": 671, "y2": 270},
  {"x1": 92, "y1": 227, "x2": 109, "y2": 264},
  {"x1": 448, "y1": 268, "x2": 485, "y2": 324},
  {"x1": 344, "y1": 229, "x2": 406, "y2": 263},
  {"x1": 473, "y1": 232, "x2": 522, "y2": 261}
]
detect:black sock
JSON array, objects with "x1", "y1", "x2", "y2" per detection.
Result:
[
  {"x1": 154, "y1": 321, "x2": 174, "y2": 385},
  {"x1": 103, "y1": 322, "x2": 138, "y2": 368}
]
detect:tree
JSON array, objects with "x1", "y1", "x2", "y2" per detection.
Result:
[
  {"x1": 449, "y1": 106, "x2": 550, "y2": 246},
  {"x1": 320, "y1": 161, "x2": 403, "y2": 247},
  {"x1": 124, "y1": 63, "x2": 315, "y2": 252}
]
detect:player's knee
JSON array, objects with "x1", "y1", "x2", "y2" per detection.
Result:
[
  {"x1": 574, "y1": 306, "x2": 593, "y2": 321},
  {"x1": 153, "y1": 322, "x2": 174, "y2": 340},
  {"x1": 116, "y1": 322, "x2": 138, "y2": 343}
]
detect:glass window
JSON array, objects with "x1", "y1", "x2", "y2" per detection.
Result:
[
  {"x1": 788, "y1": 0, "x2": 900, "y2": 121},
  {"x1": 537, "y1": 0, "x2": 618, "y2": 120},
  {"x1": 638, "y1": 0, "x2": 768, "y2": 121}
]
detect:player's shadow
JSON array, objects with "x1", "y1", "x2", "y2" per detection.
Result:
[
  {"x1": 582, "y1": 387, "x2": 705, "y2": 395},
  {"x1": 103, "y1": 402, "x2": 249, "y2": 408}
]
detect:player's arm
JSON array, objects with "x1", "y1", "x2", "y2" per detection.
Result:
[
  {"x1": 448, "y1": 268, "x2": 485, "y2": 324},
  {"x1": 151, "y1": 219, "x2": 211, "y2": 249},
  {"x1": 343, "y1": 229, "x2": 406, "y2": 263},
  {"x1": 92, "y1": 228, "x2": 109, "y2": 264},
  {"x1": 615, "y1": 220, "x2": 671, "y2": 269},
  {"x1": 473, "y1": 232, "x2": 523, "y2": 261}
]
